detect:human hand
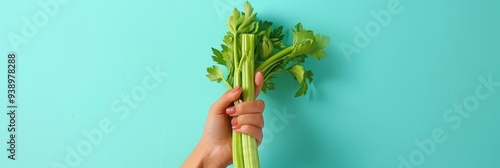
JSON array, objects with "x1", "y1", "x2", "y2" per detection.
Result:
[{"x1": 182, "y1": 71, "x2": 265, "y2": 168}]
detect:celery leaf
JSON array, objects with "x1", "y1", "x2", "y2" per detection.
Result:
[{"x1": 206, "y1": 65, "x2": 224, "y2": 83}]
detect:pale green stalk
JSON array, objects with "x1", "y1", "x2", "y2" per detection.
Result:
[
  {"x1": 232, "y1": 33, "x2": 244, "y2": 167},
  {"x1": 233, "y1": 34, "x2": 260, "y2": 168},
  {"x1": 255, "y1": 46, "x2": 293, "y2": 74},
  {"x1": 240, "y1": 34, "x2": 259, "y2": 168}
]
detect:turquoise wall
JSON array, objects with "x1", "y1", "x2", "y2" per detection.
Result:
[{"x1": 0, "y1": 0, "x2": 499, "y2": 167}]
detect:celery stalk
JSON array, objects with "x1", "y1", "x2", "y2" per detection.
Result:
[
  {"x1": 240, "y1": 34, "x2": 260, "y2": 168},
  {"x1": 232, "y1": 34, "x2": 260, "y2": 168},
  {"x1": 233, "y1": 34, "x2": 260, "y2": 168},
  {"x1": 232, "y1": 33, "x2": 244, "y2": 167},
  {"x1": 232, "y1": 131, "x2": 243, "y2": 167}
]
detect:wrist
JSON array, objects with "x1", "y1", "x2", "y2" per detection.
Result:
[
  {"x1": 182, "y1": 140, "x2": 218, "y2": 168},
  {"x1": 196, "y1": 141, "x2": 214, "y2": 167}
]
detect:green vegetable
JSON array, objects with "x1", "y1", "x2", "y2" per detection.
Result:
[{"x1": 206, "y1": 2, "x2": 329, "y2": 167}]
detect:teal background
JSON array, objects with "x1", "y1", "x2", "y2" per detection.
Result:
[{"x1": 1, "y1": 0, "x2": 499, "y2": 167}]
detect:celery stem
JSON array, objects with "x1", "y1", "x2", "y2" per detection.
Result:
[
  {"x1": 256, "y1": 46, "x2": 293, "y2": 73},
  {"x1": 234, "y1": 34, "x2": 260, "y2": 168}
]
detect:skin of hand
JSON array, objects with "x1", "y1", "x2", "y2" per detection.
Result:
[{"x1": 182, "y1": 71, "x2": 265, "y2": 168}]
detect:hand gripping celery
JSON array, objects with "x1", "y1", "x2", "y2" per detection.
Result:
[{"x1": 206, "y1": 2, "x2": 330, "y2": 167}]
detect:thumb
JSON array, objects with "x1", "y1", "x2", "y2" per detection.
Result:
[
  {"x1": 209, "y1": 86, "x2": 242, "y2": 115},
  {"x1": 254, "y1": 71, "x2": 264, "y2": 97}
]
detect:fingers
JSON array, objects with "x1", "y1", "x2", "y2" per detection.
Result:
[
  {"x1": 231, "y1": 114, "x2": 264, "y2": 128},
  {"x1": 225, "y1": 100, "x2": 265, "y2": 117},
  {"x1": 227, "y1": 99, "x2": 265, "y2": 145},
  {"x1": 211, "y1": 71, "x2": 263, "y2": 116},
  {"x1": 232, "y1": 125, "x2": 263, "y2": 145},
  {"x1": 209, "y1": 86, "x2": 242, "y2": 115},
  {"x1": 255, "y1": 71, "x2": 264, "y2": 97}
]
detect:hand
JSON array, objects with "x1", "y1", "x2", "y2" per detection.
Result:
[{"x1": 182, "y1": 72, "x2": 265, "y2": 168}]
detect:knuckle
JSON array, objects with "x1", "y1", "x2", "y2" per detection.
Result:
[
  {"x1": 242, "y1": 125, "x2": 256, "y2": 134},
  {"x1": 239, "y1": 125, "x2": 251, "y2": 134},
  {"x1": 256, "y1": 130, "x2": 263, "y2": 145},
  {"x1": 236, "y1": 102, "x2": 247, "y2": 112},
  {"x1": 209, "y1": 104, "x2": 216, "y2": 112},
  {"x1": 237, "y1": 115, "x2": 246, "y2": 122},
  {"x1": 257, "y1": 100, "x2": 265, "y2": 110}
]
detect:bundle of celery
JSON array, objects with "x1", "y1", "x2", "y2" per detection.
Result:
[{"x1": 206, "y1": 2, "x2": 329, "y2": 167}]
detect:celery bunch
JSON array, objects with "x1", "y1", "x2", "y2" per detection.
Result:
[{"x1": 206, "y1": 2, "x2": 329, "y2": 167}]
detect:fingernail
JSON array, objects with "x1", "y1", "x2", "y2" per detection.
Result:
[
  {"x1": 226, "y1": 106, "x2": 235, "y2": 114},
  {"x1": 232, "y1": 125, "x2": 240, "y2": 130},
  {"x1": 232, "y1": 86, "x2": 241, "y2": 93},
  {"x1": 231, "y1": 118, "x2": 237, "y2": 125}
]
